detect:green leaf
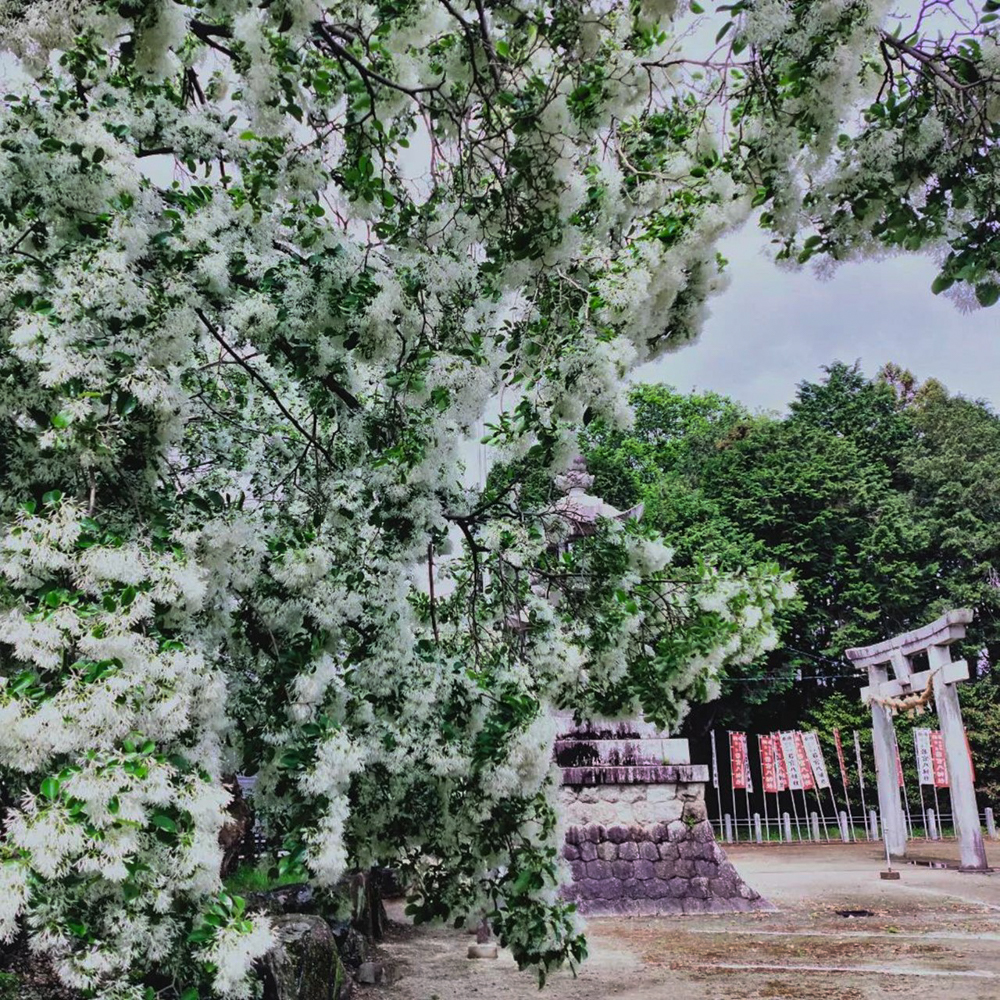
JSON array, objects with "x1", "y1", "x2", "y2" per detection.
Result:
[
  {"x1": 976, "y1": 281, "x2": 1000, "y2": 307},
  {"x1": 51, "y1": 412, "x2": 71, "y2": 429},
  {"x1": 150, "y1": 813, "x2": 177, "y2": 834},
  {"x1": 40, "y1": 776, "x2": 60, "y2": 801}
]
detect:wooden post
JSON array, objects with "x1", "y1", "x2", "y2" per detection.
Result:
[
  {"x1": 927, "y1": 643, "x2": 988, "y2": 870},
  {"x1": 869, "y1": 665, "x2": 907, "y2": 857}
]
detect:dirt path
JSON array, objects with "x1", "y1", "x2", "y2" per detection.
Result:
[{"x1": 366, "y1": 842, "x2": 1000, "y2": 1000}]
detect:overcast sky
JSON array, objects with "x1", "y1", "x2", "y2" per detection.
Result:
[{"x1": 636, "y1": 222, "x2": 1000, "y2": 415}]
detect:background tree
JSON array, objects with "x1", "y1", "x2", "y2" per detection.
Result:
[{"x1": 585, "y1": 364, "x2": 1000, "y2": 800}]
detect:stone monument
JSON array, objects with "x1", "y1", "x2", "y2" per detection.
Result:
[{"x1": 555, "y1": 715, "x2": 768, "y2": 915}]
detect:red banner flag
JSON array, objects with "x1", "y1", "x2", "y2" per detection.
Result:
[
  {"x1": 793, "y1": 730, "x2": 816, "y2": 791},
  {"x1": 759, "y1": 734, "x2": 779, "y2": 794},
  {"x1": 729, "y1": 731, "x2": 749, "y2": 790},
  {"x1": 774, "y1": 733, "x2": 790, "y2": 791},
  {"x1": 930, "y1": 731, "x2": 949, "y2": 788},
  {"x1": 833, "y1": 728, "x2": 850, "y2": 789}
]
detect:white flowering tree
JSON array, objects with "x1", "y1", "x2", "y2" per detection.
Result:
[{"x1": 0, "y1": 1, "x2": 993, "y2": 997}]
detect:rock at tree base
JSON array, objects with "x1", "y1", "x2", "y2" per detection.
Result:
[
  {"x1": 556, "y1": 720, "x2": 770, "y2": 915},
  {"x1": 356, "y1": 961, "x2": 389, "y2": 985},
  {"x1": 262, "y1": 914, "x2": 352, "y2": 1000},
  {"x1": 467, "y1": 943, "x2": 499, "y2": 959}
]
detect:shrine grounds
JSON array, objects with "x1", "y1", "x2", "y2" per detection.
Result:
[{"x1": 368, "y1": 841, "x2": 1000, "y2": 1000}]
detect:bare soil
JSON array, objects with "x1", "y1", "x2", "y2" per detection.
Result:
[{"x1": 366, "y1": 840, "x2": 1000, "y2": 1000}]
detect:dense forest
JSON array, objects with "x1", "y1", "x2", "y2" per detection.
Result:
[{"x1": 583, "y1": 364, "x2": 1000, "y2": 807}]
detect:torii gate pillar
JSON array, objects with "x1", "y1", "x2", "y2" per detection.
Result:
[{"x1": 847, "y1": 609, "x2": 988, "y2": 870}]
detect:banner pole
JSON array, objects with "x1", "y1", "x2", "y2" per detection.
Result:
[
  {"x1": 892, "y1": 725, "x2": 915, "y2": 839},
  {"x1": 836, "y1": 728, "x2": 857, "y2": 842},
  {"x1": 854, "y1": 730, "x2": 871, "y2": 840},
  {"x1": 728, "y1": 731, "x2": 740, "y2": 843},
  {"x1": 711, "y1": 730, "x2": 723, "y2": 838},
  {"x1": 758, "y1": 735, "x2": 771, "y2": 844},
  {"x1": 742, "y1": 733, "x2": 753, "y2": 841}
]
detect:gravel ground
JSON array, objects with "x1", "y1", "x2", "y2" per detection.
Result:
[{"x1": 366, "y1": 840, "x2": 1000, "y2": 1000}]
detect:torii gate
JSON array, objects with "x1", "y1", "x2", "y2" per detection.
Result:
[{"x1": 845, "y1": 609, "x2": 988, "y2": 871}]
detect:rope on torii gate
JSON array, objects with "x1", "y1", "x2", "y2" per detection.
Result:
[{"x1": 869, "y1": 667, "x2": 941, "y2": 717}]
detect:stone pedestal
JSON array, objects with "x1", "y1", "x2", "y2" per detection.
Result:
[{"x1": 556, "y1": 721, "x2": 768, "y2": 915}]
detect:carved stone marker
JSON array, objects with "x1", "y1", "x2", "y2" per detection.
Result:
[
  {"x1": 555, "y1": 716, "x2": 769, "y2": 914},
  {"x1": 846, "y1": 609, "x2": 988, "y2": 870}
]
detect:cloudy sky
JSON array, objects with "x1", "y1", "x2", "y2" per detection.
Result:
[{"x1": 638, "y1": 222, "x2": 1000, "y2": 415}]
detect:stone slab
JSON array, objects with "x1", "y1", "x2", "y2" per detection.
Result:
[{"x1": 560, "y1": 764, "x2": 708, "y2": 785}]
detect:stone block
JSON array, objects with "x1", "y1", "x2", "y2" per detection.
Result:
[
  {"x1": 682, "y1": 800, "x2": 708, "y2": 824},
  {"x1": 689, "y1": 877, "x2": 710, "y2": 899},
  {"x1": 579, "y1": 878, "x2": 605, "y2": 900},
  {"x1": 587, "y1": 825, "x2": 605, "y2": 843},
  {"x1": 654, "y1": 898, "x2": 685, "y2": 915},
  {"x1": 658, "y1": 842, "x2": 679, "y2": 862},
  {"x1": 611, "y1": 860, "x2": 633, "y2": 880},
  {"x1": 579, "y1": 842, "x2": 597, "y2": 862},
  {"x1": 653, "y1": 860, "x2": 675, "y2": 880},
  {"x1": 578, "y1": 788, "x2": 599, "y2": 804},
  {"x1": 709, "y1": 876, "x2": 736, "y2": 899},
  {"x1": 633, "y1": 859, "x2": 656, "y2": 881},
  {"x1": 570, "y1": 861, "x2": 587, "y2": 881},
  {"x1": 694, "y1": 860, "x2": 717, "y2": 878},
  {"x1": 586, "y1": 860, "x2": 611, "y2": 880},
  {"x1": 632, "y1": 799, "x2": 656, "y2": 825},
  {"x1": 625, "y1": 878, "x2": 646, "y2": 899},
  {"x1": 646, "y1": 878, "x2": 669, "y2": 899},
  {"x1": 679, "y1": 840, "x2": 702, "y2": 861},
  {"x1": 692, "y1": 820, "x2": 715, "y2": 844},
  {"x1": 617, "y1": 841, "x2": 639, "y2": 861},
  {"x1": 651, "y1": 823, "x2": 668, "y2": 843},
  {"x1": 638, "y1": 841, "x2": 659, "y2": 861},
  {"x1": 668, "y1": 877, "x2": 688, "y2": 898},
  {"x1": 563, "y1": 844, "x2": 580, "y2": 862},
  {"x1": 682, "y1": 899, "x2": 707, "y2": 915},
  {"x1": 667, "y1": 821, "x2": 687, "y2": 843},
  {"x1": 674, "y1": 859, "x2": 694, "y2": 878},
  {"x1": 597, "y1": 878, "x2": 623, "y2": 900},
  {"x1": 645, "y1": 784, "x2": 677, "y2": 805},
  {"x1": 607, "y1": 825, "x2": 629, "y2": 844},
  {"x1": 564, "y1": 825, "x2": 582, "y2": 846},
  {"x1": 597, "y1": 841, "x2": 618, "y2": 861}
]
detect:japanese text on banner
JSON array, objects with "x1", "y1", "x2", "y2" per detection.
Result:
[
  {"x1": 793, "y1": 730, "x2": 816, "y2": 791},
  {"x1": 914, "y1": 728, "x2": 933, "y2": 786},
  {"x1": 729, "y1": 731, "x2": 749, "y2": 790},
  {"x1": 778, "y1": 731, "x2": 805, "y2": 791},
  {"x1": 759, "y1": 734, "x2": 780, "y2": 794},
  {"x1": 930, "y1": 730, "x2": 949, "y2": 788},
  {"x1": 802, "y1": 731, "x2": 832, "y2": 789}
]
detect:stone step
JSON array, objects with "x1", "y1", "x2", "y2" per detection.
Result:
[
  {"x1": 560, "y1": 763, "x2": 709, "y2": 786},
  {"x1": 554, "y1": 738, "x2": 690, "y2": 768}
]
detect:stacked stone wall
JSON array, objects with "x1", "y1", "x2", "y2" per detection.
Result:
[{"x1": 558, "y1": 770, "x2": 769, "y2": 915}]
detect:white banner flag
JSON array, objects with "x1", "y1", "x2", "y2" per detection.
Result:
[
  {"x1": 853, "y1": 730, "x2": 866, "y2": 791},
  {"x1": 779, "y1": 731, "x2": 805, "y2": 791},
  {"x1": 802, "y1": 731, "x2": 832, "y2": 789},
  {"x1": 914, "y1": 728, "x2": 933, "y2": 786},
  {"x1": 710, "y1": 730, "x2": 720, "y2": 790}
]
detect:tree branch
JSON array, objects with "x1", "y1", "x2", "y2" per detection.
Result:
[{"x1": 194, "y1": 308, "x2": 335, "y2": 465}]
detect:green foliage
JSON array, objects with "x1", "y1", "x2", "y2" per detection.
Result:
[{"x1": 585, "y1": 364, "x2": 1000, "y2": 753}]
